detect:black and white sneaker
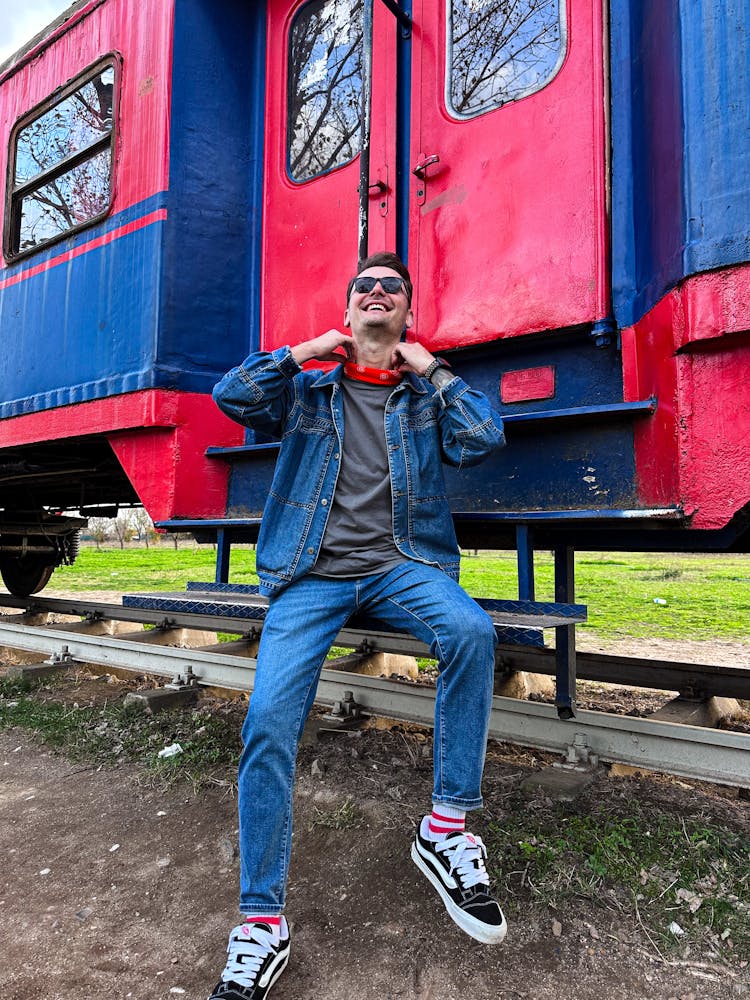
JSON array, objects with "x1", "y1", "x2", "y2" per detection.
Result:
[
  {"x1": 207, "y1": 919, "x2": 291, "y2": 1000},
  {"x1": 411, "y1": 818, "x2": 507, "y2": 944}
]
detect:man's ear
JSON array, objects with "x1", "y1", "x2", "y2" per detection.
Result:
[
  {"x1": 404, "y1": 308, "x2": 414, "y2": 331},
  {"x1": 343, "y1": 308, "x2": 351, "y2": 328}
]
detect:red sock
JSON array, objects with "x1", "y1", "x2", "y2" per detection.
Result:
[
  {"x1": 244, "y1": 914, "x2": 281, "y2": 928},
  {"x1": 428, "y1": 806, "x2": 466, "y2": 840}
]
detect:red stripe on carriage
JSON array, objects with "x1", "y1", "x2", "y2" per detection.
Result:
[{"x1": 0, "y1": 209, "x2": 168, "y2": 291}]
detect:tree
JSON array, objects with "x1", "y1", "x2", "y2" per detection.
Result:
[
  {"x1": 449, "y1": 0, "x2": 563, "y2": 116},
  {"x1": 129, "y1": 508, "x2": 156, "y2": 548},
  {"x1": 111, "y1": 514, "x2": 134, "y2": 549},
  {"x1": 288, "y1": 0, "x2": 363, "y2": 180},
  {"x1": 14, "y1": 65, "x2": 114, "y2": 252},
  {"x1": 87, "y1": 517, "x2": 111, "y2": 550}
]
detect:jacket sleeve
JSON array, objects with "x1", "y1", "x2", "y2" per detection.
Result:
[
  {"x1": 212, "y1": 347, "x2": 302, "y2": 438},
  {"x1": 433, "y1": 375, "x2": 505, "y2": 469}
]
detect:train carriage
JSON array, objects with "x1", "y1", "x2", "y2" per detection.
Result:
[{"x1": 0, "y1": 0, "x2": 749, "y2": 595}]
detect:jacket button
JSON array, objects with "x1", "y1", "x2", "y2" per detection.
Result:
[
  {"x1": 321, "y1": 498, "x2": 328, "y2": 506},
  {"x1": 307, "y1": 547, "x2": 314, "y2": 554}
]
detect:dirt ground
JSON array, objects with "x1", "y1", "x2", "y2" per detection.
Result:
[
  {"x1": 1, "y1": 707, "x2": 748, "y2": 999},
  {"x1": 0, "y1": 596, "x2": 748, "y2": 999}
]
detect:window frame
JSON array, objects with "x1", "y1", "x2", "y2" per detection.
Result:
[
  {"x1": 4, "y1": 54, "x2": 120, "y2": 263},
  {"x1": 285, "y1": 0, "x2": 363, "y2": 185},
  {"x1": 444, "y1": 0, "x2": 568, "y2": 121}
]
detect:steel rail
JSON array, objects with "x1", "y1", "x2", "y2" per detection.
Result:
[
  {"x1": 1, "y1": 595, "x2": 747, "y2": 698},
  {"x1": 0, "y1": 615, "x2": 748, "y2": 788},
  {"x1": 495, "y1": 646, "x2": 750, "y2": 700}
]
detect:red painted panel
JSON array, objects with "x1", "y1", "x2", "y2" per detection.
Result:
[
  {"x1": 0, "y1": 390, "x2": 244, "y2": 522},
  {"x1": 621, "y1": 304, "x2": 681, "y2": 509},
  {"x1": 500, "y1": 366, "x2": 556, "y2": 404},
  {"x1": 261, "y1": 1, "x2": 397, "y2": 353},
  {"x1": 679, "y1": 265, "x2": 750, "y2": 349},
  {"x1": 623, "y1": 265, "x2": 750, "y2": 531},
  {"x1": 0, "y1": 0, "x2": 173, "y2": 267},
  {"x1": 407, "y1": 0, "x2": 609, "y2": 351}
]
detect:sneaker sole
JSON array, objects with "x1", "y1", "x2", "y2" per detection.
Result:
[{"x1": 411, "y1": 842, "x2": 507, "y2": 945}]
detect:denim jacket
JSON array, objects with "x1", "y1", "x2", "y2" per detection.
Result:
[{"x1": 213, "y1": 347, "x2": 505, "y2": 595}]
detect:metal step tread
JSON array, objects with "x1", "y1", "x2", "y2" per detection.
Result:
[
  {"x1": 122, "y1": 591, "x2": 545, "y2": 648},
  {"x1": 122, "y1": 583, "x2": 586, "y2": 631}
]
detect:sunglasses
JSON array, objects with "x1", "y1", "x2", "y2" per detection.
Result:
[{"x1": 352, "y1": 275, "x2": 406, "y2": 295}]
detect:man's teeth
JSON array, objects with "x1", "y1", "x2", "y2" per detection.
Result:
[{"x1": 366, "y1": 304, "x2": 386, "y2": 311}]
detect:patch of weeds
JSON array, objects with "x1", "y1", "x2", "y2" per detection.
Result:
[
  {"x1": 0, "y1": 680, "x2": 241, "y2": 792},
  {"x1": 310, "y1": 797, "x2": 364, "y2": 831},
  {"x1": 653, "y1": 567, "x2": 683, "y2": 581},
  {"x1": 483, "y1": 795, "x2": 749, "y2": 964},
  {"x1": 0, "y1": 674, "x2": 36, "y2": 698}
]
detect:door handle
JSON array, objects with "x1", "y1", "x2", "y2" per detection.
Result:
[{"x1": 412, "y1": 154, "x2": 440, "y2": 177}]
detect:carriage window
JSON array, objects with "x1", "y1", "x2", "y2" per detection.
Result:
[
  {"x1": 6, "y1": 61, "x2": 116, "y2": 259},
  {"x1": 447, "y1": 0, "x2": 566, "y2": 119},
  {"x1": 287, "y1": 0, "x2": 363, "y2": 182}
]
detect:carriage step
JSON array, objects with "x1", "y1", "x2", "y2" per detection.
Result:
[{"x1": 122, "y1": 582, "x2": 586, "y2": 649}]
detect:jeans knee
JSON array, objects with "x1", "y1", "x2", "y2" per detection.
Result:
[
  {"x1": 463, "y1": 610, "x2": 496, "y2": 652},
  {"x1": 242, "y1": 699, "x2": 298, "y2": 753},
  {"x1": 437, "y1": 613, "x2": 495, "y2": 667}
]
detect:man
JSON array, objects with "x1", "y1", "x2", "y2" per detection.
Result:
[{"x1": 208, "y1": 252, "x2": 506, "y2": 1000}]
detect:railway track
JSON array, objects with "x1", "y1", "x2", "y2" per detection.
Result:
[{"x1": 0, "y1": 594, "x2": 748, "y2": 789}]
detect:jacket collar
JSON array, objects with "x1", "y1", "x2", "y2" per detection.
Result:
[{"x1": 310, "y1": 364, "x2": 426, "y2": 395}]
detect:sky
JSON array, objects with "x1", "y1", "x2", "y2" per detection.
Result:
[{"x1": 0, "y1": 1, "x2": 74, "y2": 64}]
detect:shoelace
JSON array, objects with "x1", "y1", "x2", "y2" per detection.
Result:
[
  {"x1": 222, "y1": 923, "x2": 280, "y2": 989},
  {"x1": 436, "y1": 833, "x2": 491, "y2": 890}
]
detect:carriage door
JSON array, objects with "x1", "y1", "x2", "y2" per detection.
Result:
[
  {"x1": 261, "y1": 0, "x2": 608, "y2": 354},
  {"x1": 408, "y1": 0, "x2": 609, "y2": 352},
  {"x1": 261, "y1": 0, "x2": 397, "y2": 352}
]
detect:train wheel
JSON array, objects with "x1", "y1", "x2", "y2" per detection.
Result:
[{"x1": 0, "y1": 556, "x2": 55, "y2": 596}]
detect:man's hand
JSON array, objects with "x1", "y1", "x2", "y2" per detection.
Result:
[
  {"x1": 391, "y1": 340, "x2": 435, "y2": 376},
  {"x1": 291, "y1": 331, "x2": 356, "y2": 366}
]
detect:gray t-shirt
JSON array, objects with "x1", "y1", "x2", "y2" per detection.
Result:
[{"x1": 313, "y1": 375, "x2": 406, "y2": 578}]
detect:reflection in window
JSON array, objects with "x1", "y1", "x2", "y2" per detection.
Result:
[
  {"x1": 288, "y1": 0, "x2": 363, "y2": 182},
  {"x1": 447, "y1": 0, "x2": 566, "y2": 118},
  {"x1": 7, "y1": 63, "x2": 115, "y2": 257}
]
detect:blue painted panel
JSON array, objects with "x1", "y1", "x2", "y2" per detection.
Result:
[
  {"x1": 223, "y1": 336, "x2": 639, "y2": 520},
  {"x1": 679, "y1": 0, "x2": 750, "y2": 274},
  {"x1": 0, "y1": 204, "x2": 164, "y2": 419},
  {"x1": 611, "y1": 0, "x2": 750, "y2": 327},
  {"x1": 447, "y1": 339, "x2": 638, "y2": 511},
  {"x1": 610, "y1": 0, "x2": 684, "y2": 328},
  {"x1": 161, "y1": 0, "x2": 266, "y2": 381},
  {"x1": 395, "y1": 0, "x2": 412, "y2": 263}
]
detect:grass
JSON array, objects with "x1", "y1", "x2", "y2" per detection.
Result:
[
  {"x1": 310, "y1": 797, "x2": 364, "y2": 831},
  {"x1": 482, "y1": 793, "x2": 750, "y2": 961},
  {"x1": 0, "y1": 673, "x2": 242, "y2": 793},
  {"x1": 51, "y1": 543, "x2": 260, "y2": 594},
  {"x1": 47, "y1": 544, "x2": 750, "y2": 643},
  {"x1": 461, "y1": 550, "x2": 750, "y2": 642}
]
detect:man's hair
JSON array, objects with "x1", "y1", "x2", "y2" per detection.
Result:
[{"x1": 346, "y1": 251, "x2": 413, "y2": 305}]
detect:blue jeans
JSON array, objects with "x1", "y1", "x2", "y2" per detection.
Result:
[{"x1": 237, "y1": 561, "x2": 497, "y2": 915}]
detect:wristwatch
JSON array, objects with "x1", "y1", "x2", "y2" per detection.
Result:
[{"x1": 423, "y1": 358, "x2": 448, "y2": 381}]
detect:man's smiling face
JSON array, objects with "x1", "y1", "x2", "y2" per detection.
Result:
[{"x1": 344, "y1": 265, "x2": 414, "y2": 342}]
